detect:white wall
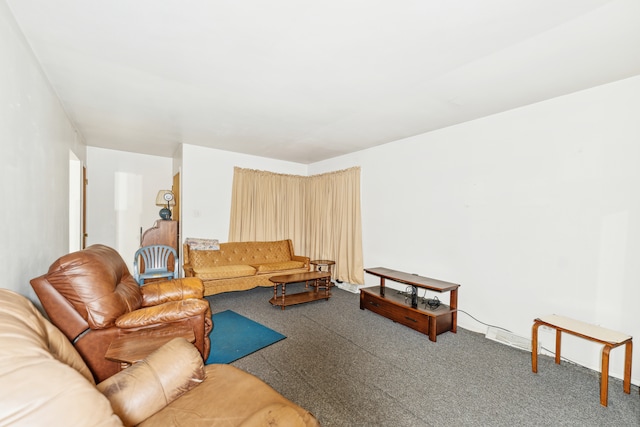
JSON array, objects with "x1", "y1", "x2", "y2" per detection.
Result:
[
  {"x1": 86, "y1": 147, "x2": 173, "y2": 271},
  {"x1": 1, "y1": 1, "x2": 85, "y2": 300},
  {"x1": 310, "y1": 75, "x2": 640, "y2": 385},
  {"x1": 180, "y1": 145, "x2": 307, "y2": 244},
  {"x1": 179, "y1": 77, "x2": 640, "y2": 385}
]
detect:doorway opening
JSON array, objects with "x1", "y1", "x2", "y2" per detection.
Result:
[{"x1": 69, "y1": 151, "x2": 83, "y2": 252}]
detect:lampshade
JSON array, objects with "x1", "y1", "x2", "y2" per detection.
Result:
[{"x1": 155, "y1": 190, "x2": 176, "y2": 207}]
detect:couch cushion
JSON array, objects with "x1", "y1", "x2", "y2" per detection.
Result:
[
  {"x1": 193, "y1": 264, "x2": 257, "y2": 280},
  {"x1": 188, "y1": 249, "x2": 225, "y2": 270},
  {"x1": 0, "y1": 289, "x2": 123, "y2": 427},
  {"x1": 253, "y1": 260, "x2": 306, "y2": 274}
]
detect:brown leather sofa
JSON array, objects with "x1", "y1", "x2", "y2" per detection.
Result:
[
  {"x1": 183, "y1": 239, "x2": 310, "y2": 296},
  {"x1": 0, "y1": 289, "x2": 320, "y2": 426},
  {"x1": 30, "y1": 244, "x2": 213, "y2": 382}
]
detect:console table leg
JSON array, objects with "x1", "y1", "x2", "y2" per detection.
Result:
[
  {"x1": 450, "y1": 288, "x2": 458, "y2": 333},
  {"x1": 428, "y1": 317, "x2": 437, "y2": 342}
]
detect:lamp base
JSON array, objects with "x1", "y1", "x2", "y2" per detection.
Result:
[{"x1": 159, "y1": 208, "x2": 172, "y2": 220}]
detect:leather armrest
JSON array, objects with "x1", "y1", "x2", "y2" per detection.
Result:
[
  {"x1": 115, "y1": 299, "x2": 210, "y2": 329},
  {"x1": 140, "y1": 278, "x2": 204, "y2": 307},
  {"x1": 97, "y1": 338, "x2": 205, "y2": 426}
]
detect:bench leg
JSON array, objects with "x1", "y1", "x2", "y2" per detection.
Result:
[
  {"x1": 624, "y1": 340, "x2": 632, "y2": 395},
  {"x1": 532, "y1": 321, "x2": 541, "y2": 373},
  {"x1": 555, "y1": 329, "x2": 562, "y2": 364},
  {"x1": 601, "y1": 345, "x2": 611, "y2": 406}
]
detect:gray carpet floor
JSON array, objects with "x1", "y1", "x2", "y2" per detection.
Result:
[{"x1": 206, "y1": 286, "x2": 639, "y2": 426}]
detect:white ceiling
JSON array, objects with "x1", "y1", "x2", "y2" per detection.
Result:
[{"x1": 7, "y1": 0, "x2": 640, "y2": 164}]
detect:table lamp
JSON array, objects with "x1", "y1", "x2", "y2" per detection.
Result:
[{"x1": 155, "y1": 190, "x2": 175, "y2": 219}]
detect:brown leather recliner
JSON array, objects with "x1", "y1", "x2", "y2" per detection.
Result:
[{"x1": 30, "y1": 244, "x2": 212, "y2": 382}]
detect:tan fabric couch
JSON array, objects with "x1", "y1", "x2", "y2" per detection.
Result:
[
  {"x1": 0, "y1": 289, "x2": 319, "y2": 426},
  {"x1": 183, "y1": 239, "x2": 310, "y2": 296}
]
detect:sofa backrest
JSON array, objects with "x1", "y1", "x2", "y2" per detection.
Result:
[
  {"x1": 186, "y1": 239, "x2": 295, "y2": 270},
  {"x1": 0, "y1": 289, "x2": 123, "y2": 426},
  {"x1": 31, "y1": 244, "x2": 143, "y2": 332}
]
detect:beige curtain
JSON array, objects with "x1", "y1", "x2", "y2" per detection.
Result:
[{"x1": 229, "y1": 166, "x2": 364, "y2": 285}]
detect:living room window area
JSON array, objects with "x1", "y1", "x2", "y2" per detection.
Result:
[{"x1": 229, "y1": 166, "x2": 364, "y2": 285}]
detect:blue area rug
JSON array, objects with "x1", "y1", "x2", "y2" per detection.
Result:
[{"x1": 206, "y1": 310, "x2": 286, "y2": 364}]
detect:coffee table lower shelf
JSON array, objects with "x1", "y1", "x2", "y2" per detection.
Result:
[{"x1": 269, "y1": 290, "x2": 331, "y2": 309}]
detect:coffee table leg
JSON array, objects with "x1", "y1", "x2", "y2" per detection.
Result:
[
  {"x1": 273, "y1": 283, "x2": 277, "y2": 303},
  {"x1": 281, "y1": 282, "x2": 286, "y2": 310}
]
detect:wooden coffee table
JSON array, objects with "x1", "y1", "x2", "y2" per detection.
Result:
[
  {"x1": 269, "y1": 271, "x2": 332, "y2": 310},
  {"x1": 105, "y1": 324, "x2": 195, "y2": 368}
]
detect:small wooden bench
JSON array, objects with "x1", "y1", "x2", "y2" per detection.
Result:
[{"x1": 531, "y1": 315, "x2": 633, "y2": 406}]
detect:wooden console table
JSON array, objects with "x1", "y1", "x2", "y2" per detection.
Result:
[
  {"x1": 361, "y1": 267, "x2": 460, "y2": 342},
  {"x1": 269, "y1": 271, "x2": 332, "y2": 310}
]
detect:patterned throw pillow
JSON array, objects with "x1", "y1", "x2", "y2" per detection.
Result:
[{"x1": 185, "y1": 238, "x2": 220, "y2": 251}]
